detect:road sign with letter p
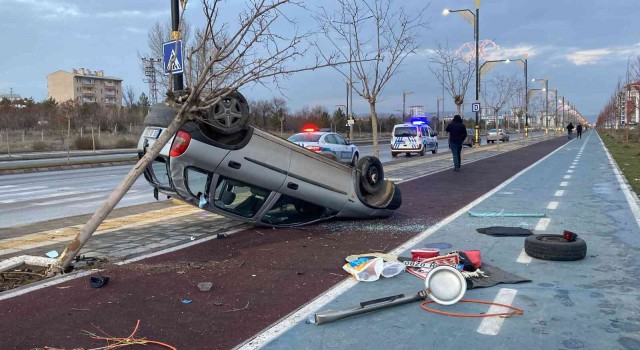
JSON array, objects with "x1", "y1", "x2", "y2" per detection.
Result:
[{"x1": 472, "y1": 102, "x2": 481, "y2": 112}]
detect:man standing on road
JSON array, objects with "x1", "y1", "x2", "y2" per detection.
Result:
[
  {"x1": 566, "y1": 122, "x2": 574, "y2": 140},
  {"x1": 445, "y1": 115, "x2": 467, "y2": 172},
  {"x1": 576, "y1": 123, "x2": 583, "y2": 139}
]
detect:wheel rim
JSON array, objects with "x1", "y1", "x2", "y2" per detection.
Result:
[
  {"x1": 212, "y1": 97, "x2": 244, "y2": 128},
  {"x1": 367, "y1": 167, "x2": 379, "y2": 185}
]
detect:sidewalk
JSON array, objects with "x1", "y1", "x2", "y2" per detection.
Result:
[{"x1": 0, "y1": 134, "x2": 596, "y2": 350}]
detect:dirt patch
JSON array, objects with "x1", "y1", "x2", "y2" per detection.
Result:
[{"x1": 0, "y1": 265, "x2": 48, "y2": 292}]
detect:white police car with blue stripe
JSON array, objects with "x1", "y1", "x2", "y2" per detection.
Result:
[{"x1": 287, "y1": 127, "x2": 360, "y2": 166}]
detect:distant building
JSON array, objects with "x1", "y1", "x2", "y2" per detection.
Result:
[
  {"x1": 409, "y1": 105, "x2": 424, "y2": 117},
  {"x1": 47, "y1": 68, "x2": 123, "y2": 107}
]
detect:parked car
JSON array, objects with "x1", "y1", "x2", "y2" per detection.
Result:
[
  {"x1": 390, "y1": 117, "x2": 438, "y2": 157},
  {"x1": 287, "y1": 128, "x2": 359, "y2": 166},
  {"x1": 486, "y1": 128, "x2": 509, "y2": 143},
  {"x1": 137, "y1": 92, "x2": 401, "y2": 228},
  {"x1": 464, "y1": 128, "x2": 476, "y2": 147}
]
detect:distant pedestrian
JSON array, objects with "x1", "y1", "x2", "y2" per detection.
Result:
[
  {"x1": 576, "y1": 123, "x2": 583, "y2": 139},
  {"x1": 445, "y1": 115, "x2": 468, "y2": 172},
  {"x1": 566, "y1": 122, "x2": 574, "y2": 140}
]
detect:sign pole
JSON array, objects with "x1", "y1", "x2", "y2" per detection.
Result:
[{"x1": 171, "y1": 0, "x2": 184, "y2": 91}]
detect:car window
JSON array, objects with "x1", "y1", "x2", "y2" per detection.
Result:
[
  {"x1": 324, "y1": 134, "x2": 337, "y2": 144},
  {"x1": 394, "y1": 126, "x2": 417, "y2": 137},
  {"x1": 213, "y1": 177, "x2": 270, "y2": 218},
  {"x1": 334, "y1": 134, "x2": 347, "y2": 145},
  {"x1": 185, "y1": 167, "x2": 210, "y2": 198},
  {"x1": 489, "y1": 129, "x2": 497, "y2": 133},
  {"x1": 288, "y1": 133, "x2": 322, "y2": 142},
  {"x1": 261, "y1": 194, "x2": 335, "y2": 225},
  {"x1": 150, "y1": 159, "x2": 171, "y2": 188}
]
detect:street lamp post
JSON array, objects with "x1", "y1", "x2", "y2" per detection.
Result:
[
  {"x1": 532, "y1": 78, "x2": 549, "y2": 134},
  {"x1": 443, "y1": 0, "x2": 480, "y2": 146},
  {"x1": 403, "y1": 91, "x2": 413, "y2": 122}
]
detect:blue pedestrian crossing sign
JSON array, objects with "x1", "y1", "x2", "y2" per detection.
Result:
[
  {"x1": 163, "y1": 40, "x2": 183, "y2": 75},
  {"x1": 472, "y1": 102, "x2": 481, "y2": 112}
]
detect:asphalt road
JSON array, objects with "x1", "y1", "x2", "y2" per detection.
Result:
[
  {"x1": 0, "y1": 166, "x2": 168, "y2": 229},
  {"x1": 6, "y1": 132, "x2": 635, "y2": 350}
]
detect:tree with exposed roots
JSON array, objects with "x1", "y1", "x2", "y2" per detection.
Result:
[
  {"x1": 48, "y1": 0, "x2": 340, "y2": 275},
  {"x1": 315, "y1": 0, "x2": 428, "y2": 158},
  {"x1": 429, "y1": 41, "x2": 475, "y2": 115}
]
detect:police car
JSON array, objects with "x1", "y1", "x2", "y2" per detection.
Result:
[
  {"x1": 390, "y1": 117, "x2": 438, "y2": 157},
  {"x1": 287, "y1": 127, "x2": 360, "y2": 166}
]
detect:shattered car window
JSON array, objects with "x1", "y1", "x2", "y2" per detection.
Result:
[
  {"x1": 261, "y1": 194, "x2": 334, "y2": 225},
  {"x1": 185, "y1": 167, "x2": 209, "y2": 198},
  {"x1": 150, "y1": 159, "x2": 171, "y2": 188},
  {"x1": 213, "y1": 177, "x2": 270, "y2": 218},
  {"x1": 288, "y1": 134, "x2": 322, "y2": 142}
]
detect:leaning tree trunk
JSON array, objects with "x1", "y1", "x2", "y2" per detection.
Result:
[
  {"x1": 369, "y1": 101, "x2": 379, "y2": 158},
  {"x1": 47, "y1": 102, "x2": 190, "y2": 275}
]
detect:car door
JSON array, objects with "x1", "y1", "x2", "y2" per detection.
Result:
[
  {"x1": 322, "y1": 134, "x2": 341, "y2": 161},
  {"x1": 333, "y1": 133, "x2": 351, "y2": 162},
  {"x1": 424, "y1": 125, "x2": 434, "y2": 150}
]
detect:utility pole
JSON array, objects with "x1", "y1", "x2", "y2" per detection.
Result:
[
  {"x1": 142, "y1": 58, "x2": 161, "y2": 103},
  {"x1": 171, "y1": 0, "x2": 184, "y2": 92}
]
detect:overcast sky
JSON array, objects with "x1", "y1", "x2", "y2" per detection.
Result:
[{"x1": 2, "y1": 0, "x2": 639, "y2": 121}]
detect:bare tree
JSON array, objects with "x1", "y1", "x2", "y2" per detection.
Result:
[
  {"x1": 48, "y1": 0, "x2": 340, "y2": 275},
  {"x1": 315, "y1": 0, "x2": 428, "y2": 157},
  {"x1": 481, "y1": 73, "x2": 519, "y2": 118},
  {"x1": 429, "y1": 41, "x2": 474, "y2": 114},
  {"x1": 123, "y1": 85, "x2": 136, "y2": 109}
]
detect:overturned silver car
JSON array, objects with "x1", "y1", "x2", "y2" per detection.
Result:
[{"x1": 138, "y1": 92, "x2": 401, "y2": 227}]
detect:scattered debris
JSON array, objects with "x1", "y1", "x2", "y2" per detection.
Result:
[
  {"x1": 181, "y1": 299, "x2": 193, "y2": 304},
  {"x1": 81, "y1": 319, "x2": 176, "y2": 349},
  {"x1": 197, "y1": 282, "x2": 213, "y2": 292},
  {"x1": 45, "y1": 250, "x2": 59, "y2": 258},
  {"x1": 224, "y1": 301, "x2": 250, "y2": 313},
  {"x1": 89, "y1": 275, "x2": 109, "y2": 289},
  {"x1": 524, "y1": 234, "x2": 587, "y2": 261},
  {"x1": 476, "y1": 226, "x2": 534, "y2": 236}
]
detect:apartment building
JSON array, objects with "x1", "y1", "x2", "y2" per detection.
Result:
[{"x1": 47, "y1": 68, "x2": 123, "y2": 107}]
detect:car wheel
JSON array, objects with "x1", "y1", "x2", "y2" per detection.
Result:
[
  {"x1": 524, "y1": 234, "x2": 587, "y2": 261},
  {"x1": 203, "y1": 91, "x2": 250, "y2": 135},
  {"x1": 419, "y1": 147, "x2": 426, "y2": 156},
  {"x1": 351, "y1": 152, "x2": 359, "y2": 166},
  {"x1": 357, "y1": 156, "x2": 384, "y2": 195},
  {"x1": 391, "y1": 152, "x2": 398, "y2": 158},
  {"x1": 432, "y1": 143, "x2": 438, "y2": 154}
]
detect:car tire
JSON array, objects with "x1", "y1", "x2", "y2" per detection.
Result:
[
  {"x1": 432, "y1": 143, "x2": 438, "y2": 154},
  {"x1": 419, "y1": 147, "x2": 426, "y2": 156},
  {"x1": 203, "y1": 91, "x2": 250, "y2": 135},
  {"x1": 524, "y1": 234, "x2": 587, "y2": 261},
  {"x1": 391, "y1": 152, "x2": 398, "y2": 158},
  {"x1": 351, "y1": 152, "x2": 359, "y2": 167},
  {"x1": 357, "y1": 156, "x2": 384, "y2": 195}
]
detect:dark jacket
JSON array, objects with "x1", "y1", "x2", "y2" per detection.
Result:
[
  {"x1": 567, "y1": 123, "x2": 574, "y2": 131},
  {"x1": 576, "y1": 124, "x2": 583, "y2": 131},
  {"x1": 446, "y1": 115, "x2": 468, "y2": 144}
]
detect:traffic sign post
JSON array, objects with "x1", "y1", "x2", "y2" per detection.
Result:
[
  {"x1": 472, "y1": 102, "x2": 481, "y2": 113},
  {"x1": 163, "y1": 40, "x2": 184, "y2": 75}
]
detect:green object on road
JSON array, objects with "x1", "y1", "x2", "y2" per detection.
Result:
[{"x1": 468, "y1": 211, "x2": 546, "y2": 218}]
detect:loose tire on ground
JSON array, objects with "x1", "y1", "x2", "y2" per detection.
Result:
[
  {"x1": 524, "y1": 234, "x2": 587, "y2": 261},
  {"x1": 357, "y1": 156, "x2": 384, "y2": 195},
  {"x1": 204, "y1": 91, "x2": 250, "y2": 135}
]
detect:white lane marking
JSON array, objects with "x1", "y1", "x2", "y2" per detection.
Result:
[
  {"x1": 535, "y1": 218, "x2": 550, "y2": 231},
  {"x1": 236, "y1": 136, "x2": 573, "y2": 350},
  {"x1": 570, "y1": 166, "x2": 575, "y2": 169},
  {"x1": 34, "y1": 194, "x2": 105, "y2": 206},
  {"x1": 0, "y1": 187, "x2": 50, "y2": 198},
  {"x1": 547, "y1": 201, "x2": 558, "y2": 210},
  {"x1": 477, "y1": 288, "x2": 519, "y2": 335},
  {"x1": 0, "y1": 191, "x2": 84, "y2": 204},
  {"x1": 567, "y1": 170, "x2": 574, "y2": 173},
  {"x1": 0, "y1": 185, "x2": 18, "y2": 189},
  {"x1": 564, "y1": 175, "x2": 571, "y2": 179},
  {"x1": 560, "y1": 181, "x2": 569, "y2": 187},
  {"x1": 555, "y1": 190, "x2": 564, "y2": 196},
  {"x1": 516, "y1": 249, "x2": 533, "y2": 264}
]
